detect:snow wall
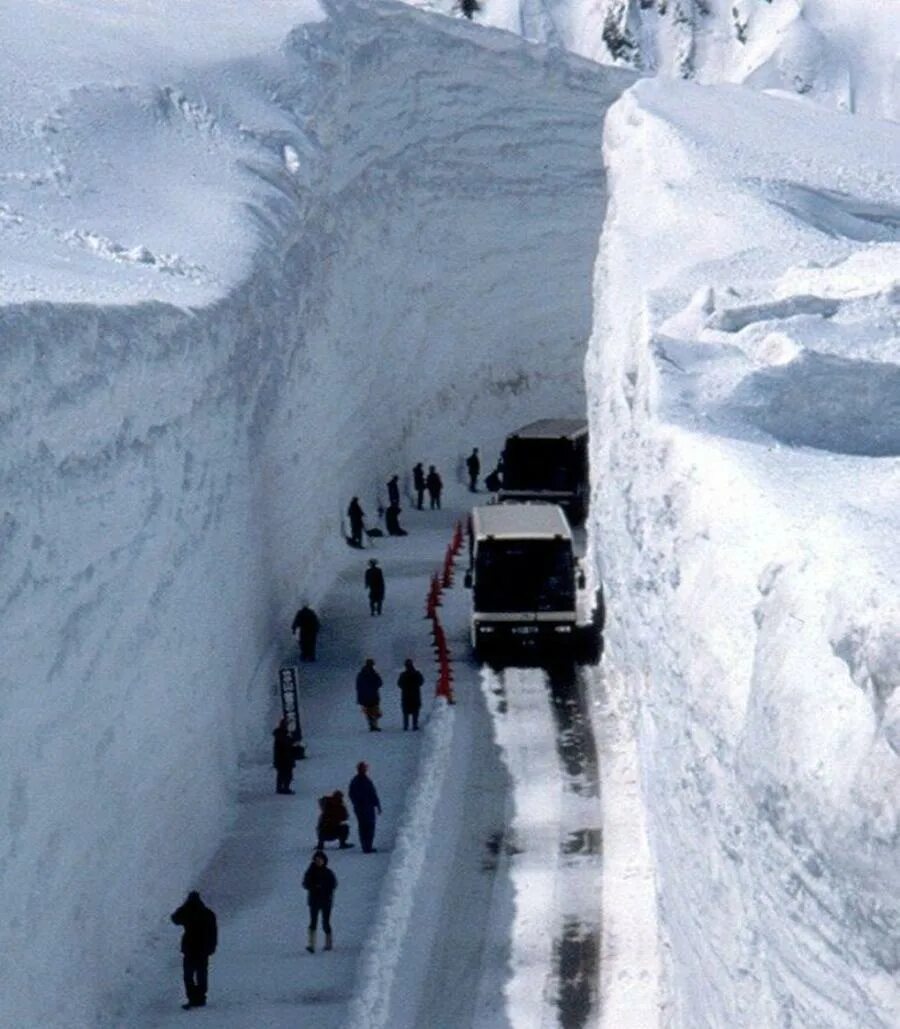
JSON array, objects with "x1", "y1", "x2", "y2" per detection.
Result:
[
  {"x1": 478, "y1": 0, "x2": 900, "y2": 121},
  {"x1": 587, "y1": 77, "x2": 900, "y2": 1027},
  {"x1": 0, "y1": 3, "x2": 634, "y2": 1023}
]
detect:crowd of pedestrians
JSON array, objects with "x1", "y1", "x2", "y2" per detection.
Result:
[{"x1": 170, "y1": 449, "x2": 480, "y2": 1010}]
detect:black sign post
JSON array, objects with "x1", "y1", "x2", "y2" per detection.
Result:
[{"x1": 279, "y1": 666, "x2": 305, "y2": 759}]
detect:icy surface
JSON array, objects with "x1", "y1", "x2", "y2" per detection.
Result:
[{"x1": 588, "y1": 76, "x2": 900, "y2": 1027}]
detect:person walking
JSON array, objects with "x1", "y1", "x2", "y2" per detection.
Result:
[
  {"x1": 302, "y1": 850, "x2": 337, "y2": 954},
  {"x1": 171, "y1": 891, "x2": 217, "y2": 1010},
  {"x1": 356, "y1": 658, "x2": 383, "y2": 731},
  {"x1": 316, "y1": 790, "x2": 354, "y2": 850},
  {"x1": 466, "y1": 448, "x2": 481, "y2": 492},
  {"x1": 348, "y1": 761, "x2": 382, "y2": 854},
  {"x1": 272, "y1": 717, "x2": 296, "y2": 795},
  {"x1": 412, "y1": 462, "x2": 426, "y2": 510},
  {"x1": 291, "y1": 604, "x2": 320, "y2": 661},
  {"x1": 364, "y1": 558, "x2": 385, "y2": 615},
  {"x1": 425, "y1": 465, "x2": 443, "y2": 509},
  {"x1": 386, "y1": 474, "x2": 400, "y2": 509},
  {"x1": 397, "y1": 658, "x2": 424, "y2": 731},
  {"x1": 347, "y1": 497, "x2": 365, "y2": 548}
]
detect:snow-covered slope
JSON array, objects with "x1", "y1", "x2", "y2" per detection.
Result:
[
  {"x1": 588, "y1": 76, "x2": 900, "y2": 1027},
  {"x1": 0, "y1": 2, "x2": 633, "y2": 1023},
  {"x1": 479, "y1": 0, "x2": 900, "y2": 119}
]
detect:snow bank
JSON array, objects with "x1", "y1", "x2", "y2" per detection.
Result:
[
  {"x1": 0, "y1": 2, "x2": 633, "y2": 1023},
  {"x1": 588, "y1": 76, "x2": 900, "y2": 1026},
  {"x1": 477, "y1": 0, "x2": 900, "y2": 120}
]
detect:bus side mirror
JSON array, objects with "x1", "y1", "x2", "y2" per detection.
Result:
[{"x1": 464, "y1": 571, "x2": 473, "y2": 589}]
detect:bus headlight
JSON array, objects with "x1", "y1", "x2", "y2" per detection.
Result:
[
  {"x1": 553, "y1": 625, "x2": 573, "y2": 633},
  {"x1": 478, "y1": 625, "x2": 495, "y2": 634}
]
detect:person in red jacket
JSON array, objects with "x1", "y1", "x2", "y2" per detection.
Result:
[{"x1": 170, "y1": 891, "x2": 217, "y2": 1010}]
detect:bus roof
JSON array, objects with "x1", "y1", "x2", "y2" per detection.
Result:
[
  {"x1": 470, "y1": 503, "x2": 573, "y2": 542},
  {"x1": 505, "y1": 418, "x2": 588, "y2": 442}
]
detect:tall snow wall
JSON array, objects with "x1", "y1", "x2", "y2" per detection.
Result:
[
  {"x1": 587, "y1": 77, "x2": 900, "y2": 1027},
  {"x1": 0, "y1": 3, "x2": 633, "y2": 1023}
]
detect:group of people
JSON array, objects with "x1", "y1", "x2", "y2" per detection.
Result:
[
  {"x1": 346, "y1": 463, "x2": 446, "y2": 548},
  {"x1": 411, "y1": 462, "x2": 444, "y2": 510},
  {"x1": 354, "y1": 656, "x2": 424, "y2": 732},
  {"x1": 171, "y1": 452, "x2": 474, "y2": 1011},
  {"x1": 302, "y1": 761, "x2": 383, "y2": 954},
  {"x1": 346, "y1": 449, "x2": 485, "y2": 547}
]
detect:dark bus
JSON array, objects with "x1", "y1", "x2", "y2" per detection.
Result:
[{"x1": 498, "y1": 418, "x2": 589, "y2": 522}]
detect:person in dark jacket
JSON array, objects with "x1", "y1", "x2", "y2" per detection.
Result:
[
  {"x1": 317, "y1": 790, "x2": 354, "y2": 850},
  {"x1": 364, "y1": 558, "x2": 385, "y2": 616},
  {"x1": 171, "y1": 891, "x2": 217, "y2": 1010},
  {"x1": 466, "y1": 448, "x2": 481, "y2": 492},
  {"x1": 348, "y1": 761, "x2": 382, "y2": 853},
  {"x1": 355, "y1": 658, "x2": 383, "y2": 731},
  {"x1": 291, "y1": 604, "x2": 320, "y2": 661},
  {"x1": 385, "y1": 503, "x2": 407, "y2": 537},
  {"x1": 272, "y1": 717, "x2": 296, "y2": 794},
  {"x1": 397, "y1": 658, "x2": 424, "y2": 731},
  {"x1": 425, "y1": 466, "x2": 443, "y2": 509},
  {"x1": 302, "y1": 850, "x2": 337, "y2": 954},
  {"x1": 347, "y1": 497, "x2": 365, "y2": 548},
  {"x1": 412, "y1": 462, "x2": 426, "y2": 510},
  {"x1": 386, "y1": 474, "x2": 400, "y2": 509}
]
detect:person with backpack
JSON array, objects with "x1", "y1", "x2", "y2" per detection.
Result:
[
  {"x1": 316, "y1": 790, "x2": 354, "y2": 850},
  {"x1": 302, "y1": 850, "x2": 337, "y2": 954},
  {"x1": 170, "y1": 891, "x2": 218, "y2": 1010},
  {"x1": 397, "y1": 658, "x2": 424, "y2": 731}
]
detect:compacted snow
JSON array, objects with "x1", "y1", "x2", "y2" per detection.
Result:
[
  {"x1": 2, "y1": 0, "x2": 898, "y2": 1027},
  {"x1": 589, "y1": 77, "x2": 900, "y2": 1027}
]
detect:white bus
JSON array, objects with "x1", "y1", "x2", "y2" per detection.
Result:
[{"x1": 464, "y1": 503, "x2": 582, "y2": 660}]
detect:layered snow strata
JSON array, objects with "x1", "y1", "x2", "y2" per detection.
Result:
[
  {"x1": 0, "y1": 2, "x2": 633, "y2": 1024},
  {"x1": 588, "y1": 77, "x2": 900, "y2": 1027}
]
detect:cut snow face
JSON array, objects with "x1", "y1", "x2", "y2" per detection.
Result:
[
  {"x1": 0, "y1": 1, "x2": 636, "y2": 1026},
  {"x1": 588, "y1": 75, "x2": 900, "y2": 1027}
]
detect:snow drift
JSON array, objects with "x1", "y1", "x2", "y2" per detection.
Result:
[
  {"x1": 588, "y1": 76, "x2": 900, "y2": 1027},
  {"x1": 0, "y1": 2, "x2": 633, "y2": 1023},
  {"x1": 478, "y1": 0, "x2": 900, "y2": 120}
]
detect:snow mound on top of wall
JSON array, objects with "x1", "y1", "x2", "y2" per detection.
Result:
[
  {"x1": 588, "y1": 76, "x2": 900, "y2": 1027},
  {"x1": 476, "y1": 0, "x2": 900, "y2": 120}
]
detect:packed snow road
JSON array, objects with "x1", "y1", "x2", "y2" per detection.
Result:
[{"x1": 102, "y1": 498, "x2": 624, "y2": 1028}]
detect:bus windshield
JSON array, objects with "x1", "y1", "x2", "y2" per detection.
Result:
[
  {"x1": 473, "y1": 538, "x2": 575, "y2": 613},
  {"x1": 502, "y1": 438, "x2": 576, "y2": 492}
]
